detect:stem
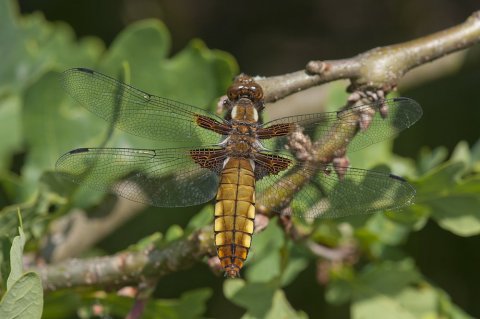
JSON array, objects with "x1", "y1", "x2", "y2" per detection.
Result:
[{"x1": 257, "y1": 10, "x2": 480, "y2": 102}]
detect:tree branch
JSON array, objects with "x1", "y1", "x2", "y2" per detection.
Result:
[
  {"x1": 35, "y1": 226, "x2": 214, "y2": 291},
  {"x1": 257, "y1": 11, "x2": 480, "y2": 103},
  {"x1": 34, "y1": 214, "x2": 357, "y2": 291}
]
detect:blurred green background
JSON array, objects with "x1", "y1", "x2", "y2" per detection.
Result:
[{"x1": 1, "y1": 0, "x2": 480, "y2": 318}]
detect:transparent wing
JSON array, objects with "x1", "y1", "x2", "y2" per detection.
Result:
[
  {"x1": 261, "y1": 97, "x2": 422, "y2": 152},
  {"x1": 56, "y1": 147, "x2": 227, "y2": 207},
  {"x1": 62, "y1": 68, "x2": 225, "y2": 145},
  {"x1": 256, "y1": 153, "x2": 415, "y2": 219}
]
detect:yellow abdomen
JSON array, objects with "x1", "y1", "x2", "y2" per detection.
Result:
[{"x1": 215, "y1": 158, "x2": 255, "y2": 277}]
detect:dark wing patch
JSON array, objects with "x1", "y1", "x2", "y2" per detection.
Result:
[
  {"x1": 257, "y1": 123, "x2": 295, "y2": 139},
  {"x1": 190, "y1": 148, "x2": 227, "y2": 172},
  {"x1": 254, "y1": 152, "x2": 292, "y2": 179}
]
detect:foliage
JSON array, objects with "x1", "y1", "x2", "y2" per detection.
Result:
[
  {"x1": 0, "y1": 212, "x2": 43, "y2": 319},
  {"x1": 0, "y1": 0, "x2": 479, "y2": 318}
]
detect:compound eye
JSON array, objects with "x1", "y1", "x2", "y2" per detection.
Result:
[
  {"x1": 250, "y1": 83, "x2": 264, "y2": 100},
  {"x1": 227, "y1": 85, "x2": 240, "y2": 100}
]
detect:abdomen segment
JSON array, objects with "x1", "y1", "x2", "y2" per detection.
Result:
[{"x1": 214, "y1": 158, "x2": 255, "y2": 277}]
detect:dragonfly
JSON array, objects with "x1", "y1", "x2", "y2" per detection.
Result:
[{"x1": 56, "y1": 68, "x2": 422, "y2": 278}]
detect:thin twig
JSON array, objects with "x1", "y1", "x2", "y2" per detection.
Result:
[
  {"x1": 41, "y1": 196, "x2": 146, "y2": 263},
  {"x1": 125, "y1": 279, "x2": 157, "y2": 319},
  {"x1": 257, "y1": 10, "x2": 480, "y2": 103},
  {"x1": 306, "y1": 240, "x2": 357, "y2": 262}
]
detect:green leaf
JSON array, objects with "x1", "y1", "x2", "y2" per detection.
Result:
[
  {"x1": 0, "y1": 0, "x2": 102, "y2": 94},
  {"x1": 244, "y1": 219, "x2": 309, "y2": 286},
  {"x1": 394, "y1": 286, "x2": 438, "y2": 318},
  {"x1": 471, "y1": 137, "x2": 480, "y2": 172},
  {"x1": 356, "y1": 259, "x2": 421, "y2": 295},
  {"x1": 437, "y1": 288, "x2": 475, "y2": 319},
  {"x1": 326, "y1": 279, "x2": 353, "y2": 306},
  {"x1": 101, "y1": 19, "x2": 171, "y2": 74},
  {"x1": 364, "y1": 213, "x2": 411, "y2": 246},
  {"x1": 310, "y1": 220, "x2": 343, "y2": 246},
  {"x1": 450, "y1": 141, "x2": 471, "y2": 167},
  {"x1": 164, "y1": 224, "x2": 184, "y2": 242},
  {"x1": 415, "y1": 162, "x2": 466, "y2": 197},
  {"x1": 415, "y1": 161, "x2": 480, "y2": 236},
  {"x1": 0, "y1": 272, "x2": 43, "y2": 319},
  {"x1": 352, "y1": 283, "x2": 473, "y2": 319},
  {"x1": 145, "y1": 288, "x2": 212, "y2": 319},
  {"x1": 0, "y1": 0, "x2": 16, "y2": 30},
  {"x1": 245, "y1": 220, "x2": 284, "y2": 283},
  {"x1": 6, "y1": 222, "x2": 26, "y2": 290},
  {"x1": 417, "y1": 146, "x2": 449, "y2": 175},
  {"x1": 429, "y1": 189, "x2": 480, "y2": 236},
  {"x1": 2, "y1": 211, "x2": 44, "y2": 319},
  {"x1": 383, "y1": 203, "x2": 429, "y2": 231},
  {"x1": 224, "y1": 280, "x2": 276, "y2": 317},
  {"x1": 133, "y1": 232, "x2": 163, "y2": 251},
  {"x1": 280, "y1": 244, "x2": 310, "y2": 287},
  {"x1": 261, "y1": 289, "x2": 308, "y2": 319},
  {"x1": 185, "y1": 204, "x2": 214, "y2": 232},
  {"x1": 328, "y1": 259, "x2": 474, "y2": 319},
  {"x1": 0, "y1": 236, "x2": 12, "y2": 291},
  {"x1": 351, "y1": 260, "x2": 424, "y2": 319},
  {"x1": 352, "y1": 288, "x2": 430, "y2": 319},
  {"x1": 224, "y1": 280, "x2": 305, "y2": 319},
  {"x1": 413, "y1": 154, "x2": 480, "y2": 236}
]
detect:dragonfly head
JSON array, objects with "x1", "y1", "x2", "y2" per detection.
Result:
[{"x1": 228, "y1": 74, "x2": 264, "y2": 102}]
